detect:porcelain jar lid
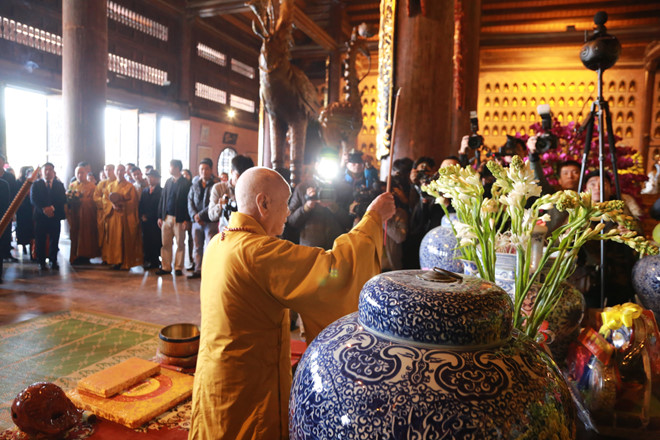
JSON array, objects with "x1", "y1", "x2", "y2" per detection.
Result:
[{"x1": 358, "y1": 269, "x2": 513, "y2": 348}]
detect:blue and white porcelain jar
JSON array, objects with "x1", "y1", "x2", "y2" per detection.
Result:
[
  {"x1": 632, "y1": 254, "x2": 660, "y2": 319},
  {"x1": 419, "y1": 214, "x2": 463, "y2": 273},
  {"x1": 290, "y1": 269, "x2": 576, "y2": 439}
]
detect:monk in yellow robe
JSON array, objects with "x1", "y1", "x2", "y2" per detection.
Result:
[
  {"x1": 93, "y1": 165, "x2": 118, "y2": 252},
  {"x1": 102, "y1": 164, "x2": 143, "y2": 269},
  {"x1": 66, "y1": 166, "x2": 100, "y2": 263},
  {"x1": 189, "y1": 167, "x2": 395, "y2": 440}
]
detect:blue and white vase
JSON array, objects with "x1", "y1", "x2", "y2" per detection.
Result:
[
  {"x1": 290, "y1": 269, "x2": 576, "y2": 439},
  {"x1": 419, "y1": 215, "x2": 463, "y2": 273},
  {"x1": 632, "y1": 254, "x2": 660, "y2": 319},
  {"x1": 494, "y1": 252, "x2": 517, "y2": 295}
]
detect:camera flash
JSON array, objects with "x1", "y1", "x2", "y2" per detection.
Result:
[{"x1": 537, "y1": 104, "x2": 551, "y2": 116}]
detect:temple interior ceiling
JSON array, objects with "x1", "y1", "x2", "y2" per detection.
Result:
[{"x1": 184, "y1": 0, "x2": 660, "y2": 51}]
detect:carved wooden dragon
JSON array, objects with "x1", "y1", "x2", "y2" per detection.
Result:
[
  {"x1": 319, "y1": 26, "x2": 370, "y2": 155},
  {"x1": 247, "y1": 0, "x2": 320, "y2": 184}
]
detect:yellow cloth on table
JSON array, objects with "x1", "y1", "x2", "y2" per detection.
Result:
[
  {"x1": 102, "y1": 180, "x2": 143, "y2": 269},
  {"x1": 188, "y1": 210, "x2": 383, "y2": 440},
  {"x1": 69, "y1": 368, "x2": 193, "y2": 429},
  {"x1": 77, "y1": 358, "x2": 160, "y2": 398}
]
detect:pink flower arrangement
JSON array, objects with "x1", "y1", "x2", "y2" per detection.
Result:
[{"x1": 515, "y1": 119, "x2": 647, "y2": 196}]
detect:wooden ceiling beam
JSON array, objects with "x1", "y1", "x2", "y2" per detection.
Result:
[
  {"x1": 480, "y1": 25, "x2": 659, "y2": 47},
  {"x1": 187, "y1": 0, "x2": 338, "y2": 51},
  {"x1": 187, "y1": 0, "x2": 249, "y2": 17},
  {"x1": 481, "y1": 0, "x2": 634, "y2": 10},
  {"x1": 291, "y1": 5, "x2": 338, "y2": 51},
  {"x1": 482, "y1": 4, "x2": 660, "y2": 23},
  {"x1": 218, "y1": 13, "x2": 257, "y2": 38},
  {"x1": 482, "y1": 17, "x2": 659, "y2": 34}
]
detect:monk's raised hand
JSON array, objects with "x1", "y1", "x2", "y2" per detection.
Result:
[{"x1": 366, "y1": 192, "x2": 396, "y2": 223}]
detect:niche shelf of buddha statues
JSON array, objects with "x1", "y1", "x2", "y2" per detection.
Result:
[{"x1": 479, "y1": 71, "x2": 643, "y2": 153}]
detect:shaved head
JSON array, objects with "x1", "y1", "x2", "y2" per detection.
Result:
[{"x1": 235, "y1": 167, "x2": 291, "y2": 236}]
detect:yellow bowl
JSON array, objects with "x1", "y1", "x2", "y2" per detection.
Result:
[{"x1": 158, "y1": 323, "x2": 200, "y2": 358}]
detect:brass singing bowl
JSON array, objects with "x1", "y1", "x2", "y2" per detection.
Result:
[{"x1": 158, "y1": 323, "x2": 200, "y2": 358}]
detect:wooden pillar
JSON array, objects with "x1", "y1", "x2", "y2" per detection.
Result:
[
  {"x1": 62, "y1": 0, "x2": 107, "y2": 181},
  {"x1": 326, "y1": 51, "x2": 342, "y2": 106},
  {"x1": 450, "y1": 0, "x2": 481, "y2": 152},
  {"x1": 641, "y1": 42, "x2": 660, "y2": 172},
  {"x1": 325, "y1": 4, "x2": 344, "y2": 106},
  {"x1": 180, "y1": 17, "x2": 194, "y2": 107},
  {"x1": 390, "y1": 0, "x2": 454, "y2": 163}
]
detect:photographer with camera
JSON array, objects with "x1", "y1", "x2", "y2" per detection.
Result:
[
  {"x1": 457, "y1": 111, "x2": 484, "y2": 168},
  {"x1": 288, "y1": 148, "x2": 354, "y2": 249},
  {"x1": 208, "y1": 155, "x2": 255, "y2": 227},
  {"x1": 403, "y1": 157, "x2": 443, "y2": 269},
  {"x1": 343, "y1": 149, "x2": 381, "y2": 226}
]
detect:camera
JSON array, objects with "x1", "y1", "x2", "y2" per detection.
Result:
[
  {"x1": 487, "y1": 136, "x2": 525, "y2": 165},
  {"x1": 221, "y1": 199, "x2": 237, "y2": 221},
  {"x1": 467, "y1": 110, "x2": 484, "y2": 150},
  {"x1": 305, "y1": 187, "x2": 336, "y2": 203},
  {"x1": 535, "y1": 104, "x2": 558, "y2": 153},
  {"x1": 351, "y1": 185, "x2": 378, "y2": 219},
  {"x1": 305, "y1": 181, "x2": 336, "y2": 204},
  {"x1": 580, "y1": 11, "x2": 620, "y2": 72}
]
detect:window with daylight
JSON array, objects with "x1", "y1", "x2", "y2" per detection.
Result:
[
  {"x1": 231, "y1": 59, "x2": 255, "y2": 79},
  {"x1": 218, "y1": 148, "x2": 237, "y2": 176},
  {"x1": 160, "y1": 118, "x2": 190, "y2": 181},
  {"x1": 0, "y1": 16, "x2": 62, "y2": 55},
  {"x1": 195, "y1": 83, "x2": 227, "y2": 104},
  {"x1": 230, "y1": 94, "x2": 255, "y2": 113},
  {"x1": 197, "y1": 43, "x2": 226, "y2": 66},
  {"x1": 107, "y1": 1, "x2": 168, "y2": 41},
  {"x1": 105, "y1": 107, "x2": 139, "y2": 167},
  {"x1": 109, "y1": 53, "x2": 169, "y2": 86}
]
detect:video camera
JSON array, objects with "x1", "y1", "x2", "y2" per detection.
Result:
[
  {"x1": 487, "y1": 136, "x2": 525, "y2": 164},
  {"x1": 535, "y1": 104, "x2": 558, "y2": 153},
  {"x1": 467, "y1": 110, "x2": 484, "y2": 150},
  {"x1": 304, "y1": 184, "x2": 336, "y2": 204},
  {"x1": 221, "y1": 198, "x2": 237, "y2": 221}
]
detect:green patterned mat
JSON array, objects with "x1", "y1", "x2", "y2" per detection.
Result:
[{"x1": 0, "y1": 311, "x2": 162, "y2": 431}]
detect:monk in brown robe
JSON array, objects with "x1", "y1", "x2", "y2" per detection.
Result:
[
  {"x1": 93, "y1": 165, "x2": 118, "y2": 254},
  {"x1": 103, "y1": 164, "x2": 143, "y2": 269},
  {"x1": 66, "y1": 166, "x2": 100, "y2": 263}
]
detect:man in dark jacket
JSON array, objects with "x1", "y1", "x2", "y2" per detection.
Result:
[
  {"x1": 0, "y1": 178, "x2": 10, "y2": 281},
  {"x1": 30, "y1": 162, "x2": 66, "y2": 270},
  {"x1": 0, "y1": 154, "x2": 18, "y2": 262},
  {"x1": 156, "y1": 159, "x2": 191, "y2": 276},
  {"x1": 139, "y1": 169, "x2": 163, "y2": 269},
  {"x1": 288, "y1": 149, "x2": 353, "y2": 249},
  {"x1": 187, "y1": 158, "x2": 219, "y2": 279}
]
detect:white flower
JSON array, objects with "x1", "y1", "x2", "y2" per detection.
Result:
[
  {"x1": 463, "y1": 172, "x2": 481, "y2": 189},
  {"x1": 500, "y1": 192, "x2": 523, "y2": 208},
  {"x1": 509, "y1": 233, "x2": 529, "y2": 249},
  {"x1": 453, "y1": 221, "x2": 478, "y2": 246},
  {"x1": 481, "y1": 198, "x2": 499, "y2": 214}
]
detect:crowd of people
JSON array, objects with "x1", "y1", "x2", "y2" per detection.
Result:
[
  {"x1": 0, "y1": 155, "x2": 255, "y2": 282},
  {"x1": 0, "y1": 136, "x2": 652, "y2": 308},
  {"x1": 279, "y1": 136, "x2": 649, "y2": 309}
]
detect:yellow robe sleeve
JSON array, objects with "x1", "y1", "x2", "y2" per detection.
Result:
[{"x1": 249, "y1": 210, "x2": 383, "y2": 342}]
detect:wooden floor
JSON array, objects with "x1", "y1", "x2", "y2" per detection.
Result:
[{"x1": 0, "y1": 237, "x2": 202, "y2": 328}]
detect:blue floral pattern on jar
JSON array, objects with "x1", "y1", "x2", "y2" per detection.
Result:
[{"x1": 290, "y1": 270, "x2": 577, "y2": 439}]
